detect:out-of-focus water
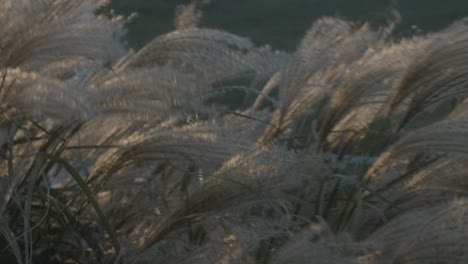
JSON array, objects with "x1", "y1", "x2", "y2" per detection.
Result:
[{"x1": 109, "y1": 0, "x2": 468, "y2": 50}]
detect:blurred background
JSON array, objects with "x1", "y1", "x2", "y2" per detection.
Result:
[{"x1": 107, "y1": 0, "x2": 467, "y2": 51}]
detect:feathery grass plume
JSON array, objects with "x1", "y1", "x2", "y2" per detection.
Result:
[
  {"x1": 271, "y1": 224, "x2": 361, "y2": 264},
  {"x1": 85, "y1": 66, "x2": 214, "y2": 118},
  {"x1": 390, "y1": 19, "x2": 468, "y2": 131},
  {"x1": 1, "y1": 67, "x2": 169, "y2": 133},
  {"x1": 132, "y1": 149, "x2": 328, "y2": 261},
  {"x1": 3, "y1": 0, "x2": 468, "y2": 262},
  {"x1": 136, "y1": 145, "x2": 304, "y2": 251},
  {"x1": 181, "y1": 227, "x2": 257, "y2": 264},
  {"x1": 56, "y1": 120, "x2": 256, "y2": 258},
  {"x1": 125, "y1": 28, "x2": 284, "y2": 85},
  {"x1": 21, "y1": 62, "x2": 215, "y2": 126},
  {"x1": 145, "y1": 219, "x2": 274, "y2": 264},
  {"x1": 218, "y1": 111, "x2": 276, "y2": 143},
  {"x1": 3, "y1": 112, "x2": 219, "y2": 261},
  {"x1": 315, "y1": 37, "x2": 430, "y2": 155},
  {"x1": 87, "y1": 119, "x2": 251, "y2": 183},
  {"x1": 243, "y1": 71, "x2": 282, "y2": 115},
  {"x1": 0, "y1": 1, "x2": 128, "y2": 262},
  {"x1": 366, "y1": 118, "x2": 468, "y2": 184},
  {"x1": 260, "y1": 18, "x2": 384, "y2": 143},
  {"x1": 355, "y1": 117, "x2": 468, "y2": 237},
  {"x1": 383, "y1": 157, "x2": 468, "y2": 217},
  {"x1": 361, "y1": 199, "x2": 468, "y2": 264},
  {"x1": 361, "y1": 117, "x2": 463, "y2": 184},
  {"x1": 0, "y1": 0, "x2": 125, "y2": 71},
  {"x1": 120, "y1": 11, "x2": 287, "y2": 111},
  {"x1": 356, "y1": 156, "x2": 468, "y2": 238},
  {"x1": 37, "y1": 57, "x2": 103, "y2": 82},
  {"x1": 174, "y1": 1, "x2": 203, "y2": 30},
  {"x1": 5, "y1": 68, "x2": 98, "y2": 122}
]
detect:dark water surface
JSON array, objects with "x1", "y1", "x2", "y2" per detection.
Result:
[{"x1": 109, "y1": 0, "x2": 468, "y2": 50}]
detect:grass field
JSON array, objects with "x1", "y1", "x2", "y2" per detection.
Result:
[{"x1": 2, "y1": 1, "x2": 468, "y2": 263}]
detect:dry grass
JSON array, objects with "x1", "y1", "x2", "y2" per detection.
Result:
[{"x1": 1, "y1": 1, "x2": 468, "y2": 263}]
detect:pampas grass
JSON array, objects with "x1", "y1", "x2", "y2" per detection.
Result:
[{"x1": 1, "y1": 1, "x2": 468, "y2": 263}]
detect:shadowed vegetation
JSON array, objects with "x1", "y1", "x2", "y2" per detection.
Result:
[{"x1": 1, "y1": 1, "x2": 468, "y2": 263}]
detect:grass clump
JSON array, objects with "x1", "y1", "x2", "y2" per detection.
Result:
[{"x1": 1, "y1": 1, "x2": 468, "y2": 263}]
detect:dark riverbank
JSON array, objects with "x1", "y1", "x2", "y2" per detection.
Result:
[{"x1": 109, "y1": 0, "x2": 467, "y2": 50}]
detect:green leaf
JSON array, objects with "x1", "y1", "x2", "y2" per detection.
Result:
[
  {"x1": 37, "y1": 152, "x2": 121, "y2": 259},
  {"x1": 0, "y1": 224, "x2": 24, "y2": 264}
]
